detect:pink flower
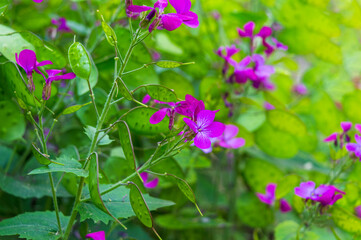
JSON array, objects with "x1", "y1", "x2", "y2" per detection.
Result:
[
  {"x1": 256, "y1": 183, "x2": 276, "y2": 205},
  {"x1": 293, "y1": 83, "x2": 307, "y2": 95},
  {"x1": 51, "y1": 17, "x2": 72, "y2": 32},
  {"x1": 42, "y1": 69, "x2": 76, "y2": 100},
  {"x1": 218, "y1": 124, "x2": 245, "y2": 149},
  {"x1": 140, "y1": 172, "x2": 159, "y2": 188},
  {"x1": 86, "y1": 231, "x2": 105, "y2": 240}
]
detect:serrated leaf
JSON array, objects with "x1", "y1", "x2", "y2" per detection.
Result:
[
  {"x1": 85, "y1": 126, "x2": 113, "y2": 146},
  {"x1": 60, "y1": 102, "x2": 91, "y2": 116},
  {"x1": 166, "y1": 173, "x2": 202, "y2": 216},
  {"x1": 0, "y1": 211, "x2": 69, "y2": 240},
  {"x1": 267, "y1": 109, "x2": 306, "y2": 137},
  {"x1": 117, "y1": 77, "x2": 133, "y2": 100},
  {"x1": 68, "y1": 42, "x2": 91, "y2": 79},
  {"x1": 78, "y1": 185, "x2": 174, "y2": 224},
  {"x1": 88, "y1": 152, "x2": 127, "y2": 229},
  {"x1": 28, "y1": 150, "x2": 87, "y2": 177},
  {"x1": 155, "y1": 60, "x2": 194, "y2": 68},
  {"x1": 126, "y1": 107, "x2": 169, "y2": 135},
  {"x1": 145, "y1": 84, "x2": 178, "y2": 102}
]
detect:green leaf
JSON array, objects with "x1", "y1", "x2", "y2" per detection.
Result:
[
  {"x1": 159, "y1": 71, "x2": 194, "y2": 99},
  {"x1": 126, "y1": 107, "x2": 169, "y2": 135},
  {"x1": 166, "y1": 173, "x2": 203, "y2": 216},
  {"x1": 255, "y1": 122, "x2": 299, "y2": 158},
  {"x1": 342, "y1": 90, "x2": 361, "y2": 123},
  {"x1": 0, "y1": 170, "x2": 70, "y2": 199},
  {"x1": 78, "y1": 185, "x2": 174, "y2": 224},
  {"x1": 28, "y1": 148, "x2": 88, "y2": 177},
  {"x1": 0, "y1": 100, "x2": 25, "y2": 142},
  {"x1": 85, "y1": 126, "x2": 113, "y2": 146},
  {"x1": 68, "y1": 42, "x2": 91, "y2": 79},
  {"x1": 275, "y1": 174, "x2": 300, "y2": 199},
  {"x1": 332, "y1": 206, "x2": 361, "y2": 234},
  {"x1": 0, "y1": 211, "x2": 70, "y2": 240},
  {"x1": 88, "y1": 152, "x2": 127, "y2": 229},
  {"x1": 31, "y1": 143, "x2": 51, "y2": 165},
  {"x1": 243, "y1": 158, "x2": 283, "y2": 193},
  {"x1": 145, "y1": 84, "x2": 178, "y2": 102},
  {"x1": 117, "y1": 77, "x2": 133, "y2": 101},
  {"x1": 264, "y1": 91, "x2": 286, "y2": 109},
  {"x1": 275, "y1": 220, "x2": 319, "y2": 240},
  {"x1": 117, "y1": 121, "x2": 138, "y2": 174},
  {"x1": 267, "y1": 109, "x2": 307, "y2": 137},
  {"x1": 0, "y1": 0, "x2": 9, "y2": 16},
  {"x1": 155, "y1": 60, "x2": 194, "y2": 68},
  {"x1": 59, "y1": 102, "x2": 91, "y2": 116},
  {"x1": 236, "y1": 192, "x2": 274, "y2": 228}
]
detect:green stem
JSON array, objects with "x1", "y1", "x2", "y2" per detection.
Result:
[
  {"x1": 62, "y1": 28, "x2": 143, "y2": 240},
  {"x1": 87, "y1": 76, "x2": 99, "y2": 118}
]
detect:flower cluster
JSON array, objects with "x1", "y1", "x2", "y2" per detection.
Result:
[
  {"x1": 294, "y1": 181, "x2": 345, "y2": 206},
  {"x1": 216, "y1": 21, "x2": 288, "y2": 91},
  {"x1": 147, "y1": 94, "x2": 226, "y2": 150},
  {"x1": 324, "y1": 121, "x2": 353, "y2": 148},
  {"x1": 15, "y1": 49, "x2": 76, "y2": 100},
  {"x1": 256, "y1": 183, "x2": 292, "y2": 213},
  {"x1": 345, "y1": 124, "x2": 361, "y2": 160},
  {"x1": 126, "y1": 0, "x2": 199, "y2": 32}
]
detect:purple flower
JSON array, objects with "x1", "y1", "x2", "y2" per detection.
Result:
[
  {"x1": 42, "y1": 69, "x2": 76, "y2": 100},
  {"x1": 142, "y1": 94, "x2": 151, "y2": 104},
  {"x1": 218, "y1": 124, "x2": 245, "y2": 149},
  {"x1": 256, "y1": 183, "x2": 276, "y2": 205},
  {"x1": 251, "y1": 54, "x2": 275, "y2": 90},
  {"x1": 175, "y1": 94, "x2": 205, "y2": 121},
  {"x1": 183, "y1": 110, "x2": 225, "y2": 149},
  {"x1": 355, "y1": 206, "x2": 361, "y2": 218},
  {"x1": 216, "y1": 45, "x2": 239, "y2": 66},
  {"x1": 324, "y1": 133, "x2": 338, "y2": 143},
  {"x1": 280, "y1": 199, "x2": 292, "y2": 213},
  {"x1": 237, "y1": 21, "x2": 256, "y2": 39},
  {"x1": 264, "y1": 101, "x2": 275, "y2": 110},
  {"x1": 263, "y1": 37, "x2": 288, "y2": 56},
  {"x1": 15, "y1": 49, "x2": 53, "y2": 91},
  {"x1": 293, "y1": 83, "x2": 308, "y2": 95},
  {"x1": 230, "y1": 56, "x2": 256, "y2": 84},
  {"x1": 140, "y1": 172, "x2": 159, "y2": 188},
  {"x1": 33, "y1": 0, "x2": 44, "y2": 2},
  {"x1": 51, "y1": 17, "x2": 72, "y2": 32},
  {"x1": 294, "y1": 181, "x2": 345, "y2": 206},
  {"x1": 346, "y1": 134, "x2": 361, "y2": 160},
  {"x1": 341, "y1": 122, "x2": 352, "y2": 132},
  {"x1": 356, "y1": 124, "x2": 361, "y2": 133},
  {"x1": 86, "y1": 231, "x2": 105, "y2": 240},
  {"x1": 165, "y1": 0, "x2": 199, "y2": 29},
  {"x1": 150, "y1": 100, "x2": 178, "y2": 129}
]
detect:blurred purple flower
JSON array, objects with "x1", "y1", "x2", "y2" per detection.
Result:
[
  {"x1": 324, "y1": 122, "x2": 353, "y2": 147},
  {"x1": 294, "y1": 181, "x2": 345, "y2": 206},
  {"x1": 140, "y1": 172, "x2": 159, "y2": 188},
  {"x1": 355, "y1": 206, "x2": 361, "y2": 218},
  {"x1": 256, "y1": 183, "x2": 276, "y2": 205},
  {"x1": 86, "y1": 231, "x2": 105, "y2": 240},
  {"x1": 33, "y1": 0, "x2": 44, "y2": 2},
  {"x1": 324, "y1": 133, "x2": 338, "y2": 143},
  {"x1": 346, "y1": 134, "x2": 361, "y2": 160},
  {"x1": 251, "y1": 54, "x2": 275, "y2": 90},
  {"x1": 264, "y1": 102, "x2": 275, "y2": 110},
  {"x1": 356, "y1": 124, "x2": 361, "y2": 133},
  {"x1": 263, "y1": 37, "x2": 288, "y2": 56},
  {"x1": 142, "y1": 94, "x2": 151, "y2": 104},
  {"x1": 218, "y1": 124, "x2": 245, "y2": 149},
  {"x1": 280, "y1": 199, "x2": 292, "y2": 213},
  {"x1": 293, "y1": 83, "x2": 308, "y2": 95},
  {"x1": 341, "y1": 122, "x2": 352, "y2": 132},
  {"x1": 42, "y1": 69, "x2": 76, "y2": 100},
  {"x1": 183, "y1": 110, "x2": 225, "y2": 149},
  {"x1": 230, "y1": 56, "x2": 256, "y2": 84},
  {"x1": 51, "y1": 17, "x2": 72, "y2": 32},
  {"x1": 15, "y1": 49, "x2": 53, "y2": 91}
]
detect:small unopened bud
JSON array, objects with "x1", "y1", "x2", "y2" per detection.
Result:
[{"x1": 140, "y1": 9, "x2": 156, "y2": 29}]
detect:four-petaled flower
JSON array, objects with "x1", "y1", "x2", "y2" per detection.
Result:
[
  {"x1": 15, "y1": 49, "x2": 53, "y2": 91},
  {"x1": 42, "y1": 69, "x2": 76, "y2": 100},
  {"x1": 256, "y1": 183, "x2": 292, "y2": 213},
  {"x1": 294, "y1": 181, "x2": 345, "y2": 206},
  {"x1": 183, "y1": 110, "x2": 225, "y2": 149},
  {"x1": 140, "y1": 172, "x2": 159, "y2": 189},
  {"x1": 86, "y1": 231, "x2": 105, "y2": 240},
  {"x1": 218, "y1": 124, "x2": 245, "y2": 149}
]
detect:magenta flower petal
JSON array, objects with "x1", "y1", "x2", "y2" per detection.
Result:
[
  {"x1": 223, "y1": 124, "x2": 239, "y2": 140},
  {"x1": 183, "y1": 117, "x2": 198, "y2": 133},
  {"x1": 37, "y1": 60, "x2": 53, "y2": 67},
  {"x1": 264, "y1": 102, "x2": 275, "y2": 110},
  {"x1": 356, "y1": 124, "x2": 361, "y2": 133},
  {"x1": 237, "y1": 21, "x2": 255, "y2": 38},
  {"x1": 293, "y1": 83, "x2": 308, "y2": 95},
  {"x1": 169, "y1": 0, "x2": 191, "y2": 13},
  {"x1": 324, "y1": 133, "x2": 338, "y2": 142},
  {"x1": 341, "y1": 122, "x2": 352, "y2": 132},
  {"x1": 223, "y1": 137, "x2": 245, "y2": 148},
  {"x1": 257, "y1": 26, "x2": 272, "y2": 38},
  {"x1": 355, "y1": 206, "x2": 361, "y2": 218},
  {"x1": 196, "y1": 110, "x2": 215, "y2": 129},
  {"x1": 346, "y1": 143, "x2": 358, "y2": 152},
  {"x1": 194, "y1": 132, "x2": 212, "y2": 149},
  {"x1": 33, "y1": 0, "x2": 44, "y2": 3},
  {"x1": 294, "y1": 181, "x2": 315, "y2": 199},
  {"x1": 154, "y1": 0, "x2": 168, "y2": 12},
  {"x1": 127, "y1": 5, "x2": 153, "y2": 12},
  {"x1": 205, "y1": 122, "x2": 225, "y2": 138},
  {"x1": 144, "y1": 178, "x2": 159, "y2": 188},
  {"x1": 266, "y1": 183, "x2": 276, "y2": 199},
  {"x1": 150, "y1": 108, "x2": 168, "y2": 124},
  {"x1": 181, "y1": 11, "x2": 199, "y2": 28},
  {"x1": 142, "y1": 94, "x2": 151, "y2": 104},
  {"x1": 140, "y1": 172, "x2": 149, "y2": 183},
  {"x1": 280, "y1": 199, "x2": 292, "y2": 213},
  {"x1": 256, "y1": 183, "x2": 276, "y2": 205},
  {"x1": 18, "y1": 49, "x2": 37, "y2": 75},
  {"x1": 86, "y1": 231, "x2": 105, "y2": 240},
  {"x1": 160, "y1": 14, "x2": 183, "y2": 31},
  {"x1": 256, "y1": 193, "x2": 273, "y2": 205}
]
